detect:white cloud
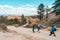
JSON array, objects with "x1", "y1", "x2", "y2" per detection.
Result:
[
  {"x1": 0, "y1": 4, "x2": 37, "y2": 16},
  {"x1": 20, "y1": 4, "x2": 34, "y2": 8},
  {"x1": 48, "y1": 5, "x2": 52, "y2": 8},
  {"x1": 0, "y1": 5, "x2": 13, "y2": 8}
]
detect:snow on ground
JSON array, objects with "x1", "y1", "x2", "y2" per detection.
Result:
[{"x1": 0, "y1": 26, "x2": 60, "y2": 40}]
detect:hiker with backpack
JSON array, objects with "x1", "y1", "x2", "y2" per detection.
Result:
[
  {"x1": 49, "y1": 25, "x2": 56, "y2": 36},
  {"x1": 32, "y1": 23, "x2": 41, "y2": 33}
]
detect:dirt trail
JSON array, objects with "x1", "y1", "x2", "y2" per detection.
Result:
[{"x1": 0, "y1": 26, "x2": 60, "y2": 40}]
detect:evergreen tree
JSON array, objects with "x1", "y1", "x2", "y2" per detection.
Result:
[
  {"x1": 37, "y1": 3, "x2": 45, "y2": 20},
  {"x1": 21, "y1": 14, "x2": 27, "y2": 25},
  {"x1": 46, "y1": 6, "x2": 50, "y2": 21},
  {"x1": 52, "y1": 0, "x2": 60, "y2": 15}
]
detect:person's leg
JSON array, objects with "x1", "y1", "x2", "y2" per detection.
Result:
[
  {"x1": 38, "y1": 28, "x2": 40, "y2": 33},
  {"x1": 32, "y1": 28, "x2": 35, "y2": 33},
  {"x1": 53, "y1": 32, "x2": 56, "y2": 36},
  {"x1": 50, "y1": 32, "x2": 52, "y2": 36}
]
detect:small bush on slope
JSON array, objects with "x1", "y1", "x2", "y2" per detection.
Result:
[{"x1": 0, "y1": 23, "x2": 7, "y2": 31}]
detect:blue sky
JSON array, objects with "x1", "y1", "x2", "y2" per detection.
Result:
[
  {"x1": 0, "y1": 0, "x2": 55, "y2": 16},
  {"x1": 0, "y1": 0, "x2": 54, "y2": 8}
]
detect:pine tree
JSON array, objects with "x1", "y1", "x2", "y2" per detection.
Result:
[
  {"x1": 37, "y1": 3, "x2": 45, "y2": 20},
  {"x1": 52, "y1": 0, "x2": 60, "y2": 15},
  {"x1": 46, "y1": 6, "x2": 50, "y2": 21},
  {"x1": 20, "y1": 14, "x2": 27, "y2": 25}
]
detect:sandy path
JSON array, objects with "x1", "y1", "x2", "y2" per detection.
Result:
[{"x1": 0, "y1": 26, "x2": 60, "y2": 40}]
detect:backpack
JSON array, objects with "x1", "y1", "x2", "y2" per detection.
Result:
[
  {"x1": 37, "y1": 25, "x2": 40, "y2": 29},
  {"x1": 54, "y1": 28, "x2": 56, "y2": 31}
]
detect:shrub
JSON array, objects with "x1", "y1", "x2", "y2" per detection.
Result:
[{"x1": 0, "y1": 23, "x2": 7, "y2": 30}]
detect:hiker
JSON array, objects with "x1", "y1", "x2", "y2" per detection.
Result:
[
  {"x1": 49, "y1": 25, "x2": 56, "y2": 36},
  {"x1": 32, "y1": 24, "x2": 35, "y2": 33},
  {"x1": 37, "y1": 24, "x2": 41, "y2": 33}
]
